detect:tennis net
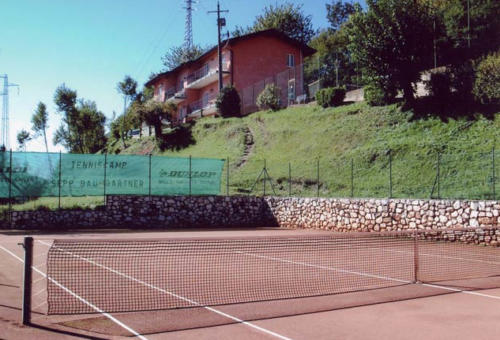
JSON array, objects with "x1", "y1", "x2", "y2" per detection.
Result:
[{"x1": 40, "y1": 228, "x2": 500, "y2": 315}]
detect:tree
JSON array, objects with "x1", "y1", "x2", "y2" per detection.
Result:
[
  {"x1": 142, "y1": 101, "x2": 177, "y2": 140},
  {"x1": 236, "y1": 2, "x2": 314, "y2": 44},
  {"x1": 326, "y1": 0, "x2": 359, "y2": 32},
  {"x1": 161, "y1": 45, "x2": 204, "y2": 71},
  {"x1": 16, "y1": 130, "x2": 31, "y2": 151},
  {"x1": 117, "y1": 75, "x2": 138, "y2": 146},
  {"x1": 441, "y1": 0, "x2": 500, "y2": 61},
  {"x1": 53, "y1": 84, "x2": 107, "y2": 153},
  {"x1": 31, "y1": 102, "x2": 50, "y2": 153},
  {"x1": 348, "y1": 0, "x2": 436, "y2": 104}
]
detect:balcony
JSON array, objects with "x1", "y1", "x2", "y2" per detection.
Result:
[
  {"x1": 187, "y1": 93, "x2": 218, "y2": 118},
  {"x1": 185, "y1": 63, "x2": 230, "y2": 89},
  {"x1": 165, "y1": 87, "x2": 186, "y2": 104}
]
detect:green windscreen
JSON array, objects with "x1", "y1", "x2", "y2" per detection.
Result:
[{"x1": 0, "y1": 152, "x2": 224, "y2": 198}]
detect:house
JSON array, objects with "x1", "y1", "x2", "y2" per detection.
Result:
[{"x1": 145, "y1": 29, "x2": 316, "y2": 123}]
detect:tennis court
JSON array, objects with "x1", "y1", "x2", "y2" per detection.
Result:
[{"x1": 1, "y1": 227, "x2": 500, "y2": 340}]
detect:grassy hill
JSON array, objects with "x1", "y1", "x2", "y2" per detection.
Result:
[{"x1": 109, "y1": 102, "x2": 500, "y2": 200}]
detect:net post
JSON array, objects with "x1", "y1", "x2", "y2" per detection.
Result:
[
  {"x1": 413, "y1": 229, "x2": 419, "y2": 283},
  {"x1": 8, "y1": 149, "x2": 12, "y2": 227},
  {"x1": 288, "y1": 162, "x2": 291, "y2": 197},
  {"x1": 21, "y1": 236, "x2": 33, "y2": 325},
  {"x1": 226, "y1": 157, "x2": 229, "y2": 196},
  {"x1": 388, "y1": 150, "x2": 392, "y2": 198},
  {"x1": 189, "y1": 155, "x2": 192, "y2": 196},
  {"x1": 103, "y1": 153, "x2": 107, "y2": 205},
  {"x1": 316, "y1": 158, "x2": 320, "y2": 197},
  {"x1": 350, "y1": 158, "x2": 354, "y2": 198},
  {"x1": 148, "y1": 154, "x2": 152, "y2": 197},
  {"x1": 58, "y1": 151, "x2": 62, "y2": 209}
]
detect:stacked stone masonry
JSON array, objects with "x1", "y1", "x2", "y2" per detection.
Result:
[{"x1": 6, "y1": 196, "x2": 499, "y2": 245}]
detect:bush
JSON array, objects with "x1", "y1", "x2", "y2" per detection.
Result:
[
  {"x1": 256, "y1": 84, "x2": 281, "y2": 111},
  {"x1": 315, "y1": 87, "x2": 346, "y2": 108},
  {"x1": 216, "y1": 85, "x2": 241, "y2": 117},
  {"x1": 473, "y1": 52, "x2": 500, "y2": 104},
  {"x1": 447, "y1": 61, "x2": 475, "y2": 100},
  {"x1": 425, "y1": 72, "x2": 452, "y2": 99},
  {"x1": 364, "y1": 82, "x2": 397, "y2": 106}
]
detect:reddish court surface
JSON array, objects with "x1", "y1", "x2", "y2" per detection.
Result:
[{"x1": 1, "y1": 228, "x2": 500, "y2": 340}]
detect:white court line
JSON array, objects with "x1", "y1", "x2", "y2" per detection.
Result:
[
  {"x1": 422, "y1": 283, "x2": 500, "y2": 300},
  {"x1": 0, "y1": 244, "x2": 149, "y2": 340},
  {"x1": 39, "y1": 241, "x2": 293, "y2": 340},
  {"x1": 234, "y1": 251, "x2": 411, "y2": 284},
  {"x1": 368, "y1": 245, "x2": 500, "y2": 266},
  {"x1": 235, "y1": 250, "x2": 500, "y2": 302}
]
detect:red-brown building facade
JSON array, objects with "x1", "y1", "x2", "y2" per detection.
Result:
[{"x1": 146, "y1": 29, "x2": 315, "y2": 123}]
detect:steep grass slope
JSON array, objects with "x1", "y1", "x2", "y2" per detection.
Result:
[{"x1": 113, "y1": 102, "x2": 499, "y2": 199}]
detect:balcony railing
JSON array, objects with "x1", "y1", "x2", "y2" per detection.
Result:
[
  {"x1": 188, "y1": 93, "x2": 217, "y2": 116},
  {"x1": 187, "y1": 64, "x2": 211, "y2": 85}
]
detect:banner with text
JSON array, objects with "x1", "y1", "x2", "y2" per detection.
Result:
[{"x1": 0, "y1": 152, "x2": 225, "y2": 197}]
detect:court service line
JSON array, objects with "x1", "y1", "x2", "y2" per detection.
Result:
[
  {"x1": 234, "y1": 250, "x2": 411, "y2": 284},
  {"x1": 368, "y1": 245, "x2": 500, "y2": 266},
  {"x1": 421, "y1": 283, "x2": 500, "y2": 300},
  {"x1": 0, "y1": 244, "x2": 149, "y2": 340},
  {"x1": 38, "y1": 241, "x2": 294, "y2": 340},
  {"x1": 236, "y1": 250, "x2": 500, "y2": 301}
]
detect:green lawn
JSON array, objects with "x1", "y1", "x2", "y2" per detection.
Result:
[{"x1": 2, "y1": 101, "x2": 498, "y2": 215}]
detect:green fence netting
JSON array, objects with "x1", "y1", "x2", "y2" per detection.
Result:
[{"x1": 0, "y1": 152, "x2": 225, "y2": 198}]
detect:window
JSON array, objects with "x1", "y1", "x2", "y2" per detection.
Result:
[{"x1": 287, "y1": 54, "x2": 295, "y2": 67}]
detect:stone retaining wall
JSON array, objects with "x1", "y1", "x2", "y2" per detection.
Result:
[{"x1": 6, "y1": 196, "x2": 499, "y2": 245}]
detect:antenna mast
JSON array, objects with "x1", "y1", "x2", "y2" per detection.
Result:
[
  {"x1": 0, "y1": 74, "x2": 19, "y2": 150},
  {"x1": 184, "y1": 0, "x2": 194, "y2": 50}
]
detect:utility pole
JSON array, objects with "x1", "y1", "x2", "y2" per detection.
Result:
[
  {"x1": 467, "y1": 0, "x2": 471, "y2": 48},
  {"x1": 208, "y1": 1, "x2": 229, "y2": 91},
  {"x1": 0, "y1": 75, "x2": 20, "y2": 151}
]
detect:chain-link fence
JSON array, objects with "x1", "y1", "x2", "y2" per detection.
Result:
[{"x1": 221, "y1": 148, "x2": 499, "y2": 201}]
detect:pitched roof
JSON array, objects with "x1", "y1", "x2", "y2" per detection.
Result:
[{"x1": 145, "y1": 29, "x2": 316, "y2": 87}]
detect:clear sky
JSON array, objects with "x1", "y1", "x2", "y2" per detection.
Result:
[{"x1": 1, "y1": 0, "x2": 339, "y2": 152}]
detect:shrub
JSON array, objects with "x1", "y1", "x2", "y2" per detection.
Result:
[
  {"x1": 473, "y1": 52, "x2": 500, "y2": 104},
  {"x1": 256, "y1": 84, "x2": 281, "y2": 111},
  {"x1": 316, "y1": 87, "x2": 346, "y2": 108},
  {"x1": 425, "y1": 72, "x2": 452, "y2": 99},
  {"x1": 364, "y1": 82, "x2": 397, "y2": 106},
  {"x1": 447, "y1": 61, "x2": 475, "y2": 100},
  {"x1": 216, "y1": 85, "x2": 241, "y2": 117}
]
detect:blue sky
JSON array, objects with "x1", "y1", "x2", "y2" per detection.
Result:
[{"x1": 1, "y1": 0, "x2": 341, "y2": 152}]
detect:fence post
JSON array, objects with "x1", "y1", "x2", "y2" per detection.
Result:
[
  {"x1": 58, "y1": 151, "x2": 62, "y2": 209},
  {"x1": 263, "y1": 159, "x2": 267, "y2": 196},
  {"x1": 493, "y1": 146, "x2": 496, "y2": 200},
  {"x1": 317, "y1": 159, "x2": 320, "y2": 197},
  {"x1": 389, "y1": 150, "x2": 392, "y2": 198},
  {"x1": 288, "y1": 162, "x2": 292, "y2": 197},
  {"x1": 8, "y1": 149, "x2": 12, "y2": 226},
  {"x1": 189, "y1": 155, "x2": 192, "y2": 196},
  {"x1": 103, "y1": 153, "x2": 107, "y2": 205},
  {"x1": 226, "y1": 157, "x2": 229, "y2": 196},
  {"x1": 21, "y1": 236, "x2": 33, "y2": 325},
  {"x1": 437, "y1": 152, "x2": 441, "y2": 199},
  {"x1": 149, "y1": 154, "x2": 152, "y2": 197},
  {"x1": 351, "y1": 158, "x2": 354, "y2": 198}
]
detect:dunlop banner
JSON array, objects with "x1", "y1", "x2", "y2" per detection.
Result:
[{"x1": 0, "y1": 152, "x2": 225, "y2": 197}]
